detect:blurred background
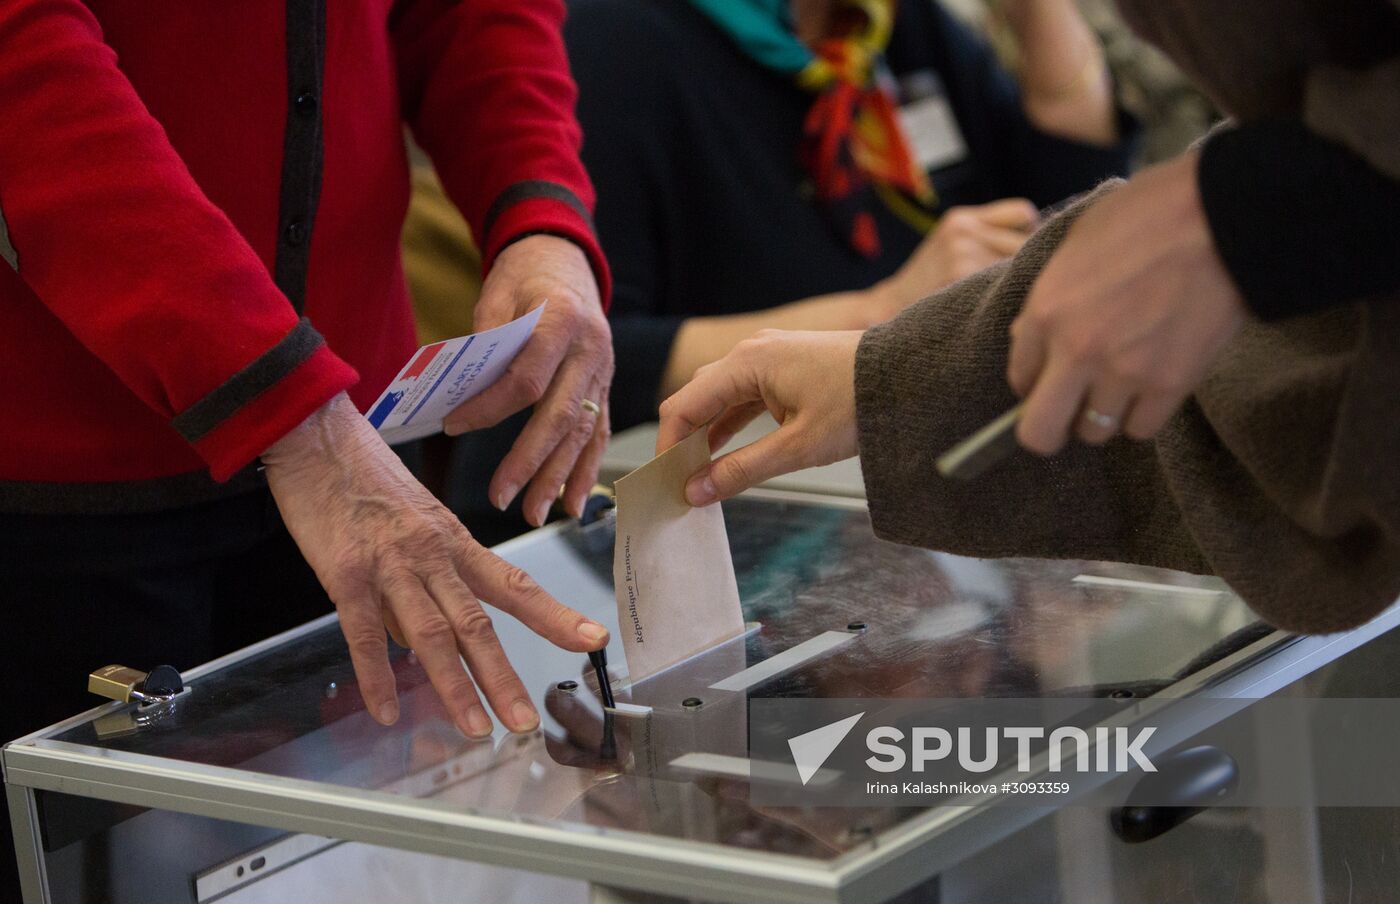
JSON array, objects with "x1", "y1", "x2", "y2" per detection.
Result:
[{"x1": 400, "y1": 0, "x2": 1218, "y2": 543}]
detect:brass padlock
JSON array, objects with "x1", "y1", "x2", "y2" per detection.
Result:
[
  {"x1": 88, "y1": 665, "x2": 149, "y2": 704},
  {"x1": 88, "y1": 664, "x2": 184, "y2": 705}
]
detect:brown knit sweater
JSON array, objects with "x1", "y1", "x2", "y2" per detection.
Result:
[{"x1": 855, "y1": 0, "x2": 1400, "y2": 634}]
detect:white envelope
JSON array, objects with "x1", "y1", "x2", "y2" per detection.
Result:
[{"x1": 612, "y1": 430, "x2": 745, "y2": 683}]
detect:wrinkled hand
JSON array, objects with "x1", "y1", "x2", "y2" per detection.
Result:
[
  {"x1": 1008, "y1": 151, "x2": 1247, "y2": 454},
  {"x1": 656, "y1": 330, "x2": 861, "y2": 506},
  {"x1": 871, "y1": 198, "x2": 1038, "y2": 322},
  {"x1": 442, "y1": 235, "x2": 613, "y2": 527},
  {"x1": 263, "y1": 394, "x2": 610, "y2": 737}
]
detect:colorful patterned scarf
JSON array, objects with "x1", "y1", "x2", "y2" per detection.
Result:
[{"x1": 689, "y1": 0, "x2": 936, "y2": 257}]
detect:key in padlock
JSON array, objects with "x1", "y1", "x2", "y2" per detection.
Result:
[
  {"x1": 88, "y1": 664, "x2": 184, "y2": 705},
  {"x1": 142, "y1": 664, "x2": 184, "y2": 698}
]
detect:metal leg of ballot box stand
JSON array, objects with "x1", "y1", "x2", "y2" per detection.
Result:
[{"x1": 7, "y1": 782, "x2": 49, "y2": 904}]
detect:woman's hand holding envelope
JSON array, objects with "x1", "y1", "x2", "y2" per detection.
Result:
[{"x1": 656, "y1": 330, "x2": 862, "y2": 506}]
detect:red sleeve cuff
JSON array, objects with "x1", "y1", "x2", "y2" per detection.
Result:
[
  {"x1": 190, "y1": 343, "x2": 359, "y2": 482},
  {"x1": 480, "y1": 188, "x2": 613, "y2": 310}
]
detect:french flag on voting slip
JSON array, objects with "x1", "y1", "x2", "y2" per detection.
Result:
[{"x1": 366, "y1": 305, "x2": 545, "y2": 445}]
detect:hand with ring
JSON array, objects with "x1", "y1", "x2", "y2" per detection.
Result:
[
  {"x1": 1007, "y1": 150, "x2": 1248, "y2": 453},
  {"x1": 442, "y1": 235, "x2": 614, "y2": 526}
]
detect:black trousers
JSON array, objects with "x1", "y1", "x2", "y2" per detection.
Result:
[
  {"x1": 0, "y1": 488, "x2": 333, "y2": 900},
  {"x1": 437, "y1": 410, "x2": 536, "y2": 547}
]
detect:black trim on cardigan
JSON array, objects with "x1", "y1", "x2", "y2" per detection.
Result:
[
  {"x1": 273, "y1": 0, "x2": 328, "y2": 312},
  {"x1": 482, "y1": 179, "x2": 595, "y2": 245},
  {"x1": 171, "y1": 318, "x2": 325, "y2": 443}
]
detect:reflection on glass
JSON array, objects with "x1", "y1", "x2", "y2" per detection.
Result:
[{"x1": 48, "y1": 496, "x2": 1267, "y2": 860}]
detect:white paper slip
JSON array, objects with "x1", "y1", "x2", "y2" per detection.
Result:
[
  {"x1": 366, "y1": 305, "x2": 544, "y2": 445},
  {"x1": 612, "y1": 429, "x2": 745, "y2": 684}
]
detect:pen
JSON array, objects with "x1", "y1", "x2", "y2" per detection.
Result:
[
  {"x1": 588, "y1": 648, "x2": 616, "y2": 709},
  {"x1": 936, "y1": 403, "x2": 1025, "y2": 481},
  {"x1": 599, "y1": 711, "x2": 617, "y2": 761}
]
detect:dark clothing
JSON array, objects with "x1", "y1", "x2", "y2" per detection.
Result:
[
  {"x1": 1115, "y1": 0, "x2": 1400, "y2": 318},
  {"x1": 566, "y1": 0, "x2": 1137, "y2": 429},
  {"x1": 440, "y1": 410, "x2": 542, "y2": 548},
  {"x1": 0, "y1": 489, "x2": 334, "y2": 894},
  {"x1": 1199, "y1": 120, "x2": 1400, "y2": 320}
]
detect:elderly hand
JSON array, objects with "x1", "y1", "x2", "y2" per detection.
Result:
[
  {"x1": 442, "y1": 234, "x2": 613, "y2": 527},
  {"x1": 871, "y1": 198, "x2": 1038, "y2": 322},
  {"x1": 656, "y1": 330, "x2": 861, "y2": 506},
  {"x1": 1007, "y1": 151, "x2": 1248, "y2": 454},
  {"x1": 263, "y1": 394, "x2": 610, "y2": 737}
]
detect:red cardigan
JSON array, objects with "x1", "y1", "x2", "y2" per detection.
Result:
[{"x1": 0, "y1": 0, "x2": 609, "y2": 512}]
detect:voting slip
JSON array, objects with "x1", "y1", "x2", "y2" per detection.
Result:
[
  {"x1": 612, "y1": 430, "x2": 745, "y2": 683},
  {"x1": 365, "y1": 305, "x2": 544, "y2": 445}
]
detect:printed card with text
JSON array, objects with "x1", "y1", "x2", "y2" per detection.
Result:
[{"x1": 366, "y1": 305, "x2": 544, "y2": 445}]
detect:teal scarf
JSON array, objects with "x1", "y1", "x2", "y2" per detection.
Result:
[
  {"x1": 687, "y1": 0, "x2": 814, "y2": 74},
  {"x1": 686, "y1": 0, "x2": 937, "y2": 257}
]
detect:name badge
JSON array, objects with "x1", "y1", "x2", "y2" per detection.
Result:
[{"x1": 896, "y1": 70, "x2": 968, "y2": 173}]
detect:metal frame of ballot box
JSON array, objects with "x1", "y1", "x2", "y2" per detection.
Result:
[{"x1": 6, "y1": 489, "x2": 1400, "y2": 904}]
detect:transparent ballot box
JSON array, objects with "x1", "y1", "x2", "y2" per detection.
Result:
[{"x1": 6, "y1": 490, "x2": 1398, "y2": 904}]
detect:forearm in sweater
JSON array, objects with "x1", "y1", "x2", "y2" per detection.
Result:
[{"x1": 853, "y1": 181, "x2": 1202, "y2": 572}]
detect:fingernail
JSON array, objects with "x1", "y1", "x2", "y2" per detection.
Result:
[
  {"x1": 377, "y1": 701, "x2": 399, "y2": 726},
  {"x1": 578, "y1": 621, "x2": 609, "y2": 645},
  {"x1": 686, "y1": 473, "x2": 717, "y2": 506},
  {"x1": 511, "y1": 700, "x2": 540, "y2": 732},
  {"x1": 443, "y1": 420, "x2": 465, "y2": 437},
  {"x1": 463, "y1": 706, "x2": 493, "y2": 738},
  {"x1": 531, "y1": 502, "x2": 550, "y2": 527},
  {"x1": 495, "y1": 483, "x2": 519, "y2": 511}
]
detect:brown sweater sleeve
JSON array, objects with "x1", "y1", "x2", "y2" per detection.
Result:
[
  {"x1": 1304, "y1": 56, "x2": 1400, "y2": 184},
  {"x1": 855, "y1": 182, "x2": 1208, "y2": 575},
  {"x1": 855, "y1": 183, "x2": 1400, "y2": 635}
]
